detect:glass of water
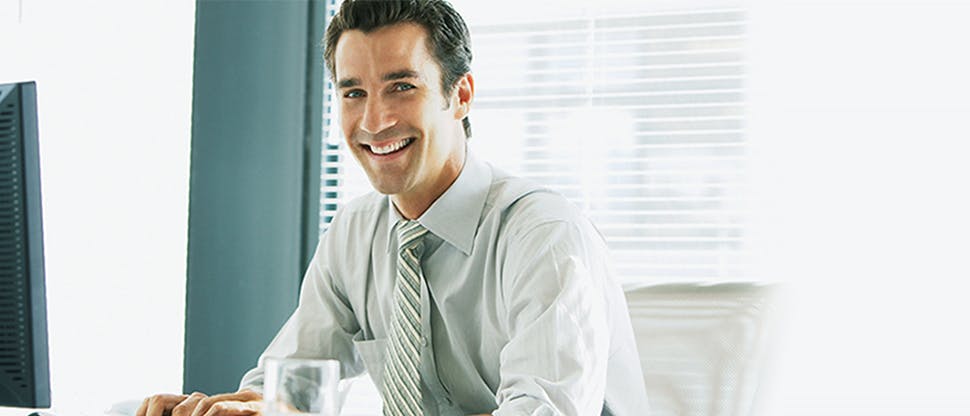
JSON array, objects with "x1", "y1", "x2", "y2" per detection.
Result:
[{"x1": 263, "y1": 357, "x2": 342, "y2": 416}]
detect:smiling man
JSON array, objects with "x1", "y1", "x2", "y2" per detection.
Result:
[
  {"x1": 138, "y1": 1, "x2": 648, "y2": 415},
  {"x1": 334, "y1": 21, "x2": 469, "y2": 220}
]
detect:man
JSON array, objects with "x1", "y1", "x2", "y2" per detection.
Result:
[{"x1": 139, "y1": 1, "x2": 649, "y2": 415}]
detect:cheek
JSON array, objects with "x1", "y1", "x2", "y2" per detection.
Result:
[
  {"x1": 340, "y1": 107, "x2": 359, "y2": 137},
  {"x1": 418, "y1": 99, "x2": 450, "y2": 130}
]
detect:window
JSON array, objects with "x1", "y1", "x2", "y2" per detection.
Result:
[{"x1": 320, "y1": 1, "x2": 750, "y2": 287}]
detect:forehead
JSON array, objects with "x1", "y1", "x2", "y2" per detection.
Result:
[{"x1": 334, "y1": 23, "x2": 437, "y2": 82}]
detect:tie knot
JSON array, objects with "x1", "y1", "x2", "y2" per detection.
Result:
[{"x1": 396, "y1": 220, "x2": 428, "y2": 253}]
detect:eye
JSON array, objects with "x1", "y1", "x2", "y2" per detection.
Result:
[
  {"x1": 343, "y1": 89, "x2": 365, "y2": 98},
  {"x1": 393, "y1": 83, "x2": 416, "y2": 92}
]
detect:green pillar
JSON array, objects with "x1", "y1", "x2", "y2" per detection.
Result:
[{"x1": 184, "y1": 0, "x2": 324, "y2": 394}]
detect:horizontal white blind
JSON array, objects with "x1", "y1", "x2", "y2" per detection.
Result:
[
  {"x1": 470, "y1": 9, "x2": 749, "y2": 286},
  {"x1": 320, "y1": 0, "x2": 367, "y2": 229},
  {"x1": 320, "y1": 7, "x2": 750, "y2": 286}
]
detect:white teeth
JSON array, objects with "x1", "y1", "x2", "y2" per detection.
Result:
[{"x1": 369, "y1": 138, "x2": 413, "y2": 155}]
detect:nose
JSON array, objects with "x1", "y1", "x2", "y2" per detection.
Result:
[{"x1": 360, "y1": 95, "x2": 396, "y2": 135}]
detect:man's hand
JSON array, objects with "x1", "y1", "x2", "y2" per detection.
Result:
[
  {"x1": 136, "y1": 393, "x2": 195, "y2": 416},
  {"x1": 136, "y1": 390, "x2": 262, "y2": 416}
]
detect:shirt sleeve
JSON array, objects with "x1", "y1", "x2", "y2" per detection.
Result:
[
  {"x1": 492, "y1": 220, "x2": 611, "y2": 416},
  {"x1": 238, "y1": 227, "x2": 365, "y2": 393}
]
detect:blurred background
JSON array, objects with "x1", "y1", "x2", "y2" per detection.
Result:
[{"x1": 2, "y1": 0, "x2": 969, "y2": 414}]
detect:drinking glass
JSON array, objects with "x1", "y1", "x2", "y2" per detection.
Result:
[{"x1": 262, "y1": 358, "x2": 342, "y2": 416}]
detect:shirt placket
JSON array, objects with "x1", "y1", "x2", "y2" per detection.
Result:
[{"x1": 419, "y1": 268, "x2": 461, "y2": 415}]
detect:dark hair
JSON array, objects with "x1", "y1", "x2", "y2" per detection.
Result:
[{"x1": 324, "y1": 0, "x2": 473, "y2": 138}]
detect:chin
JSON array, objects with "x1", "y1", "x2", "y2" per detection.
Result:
[{"x1": 367, "y1": 176, "x2": 408, "y2": 196}]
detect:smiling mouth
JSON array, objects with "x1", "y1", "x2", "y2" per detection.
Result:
[{"x1": 366, "y1": 137, "x2": 415, "y2": 156}]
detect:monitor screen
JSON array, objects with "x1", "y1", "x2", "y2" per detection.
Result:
[{"x1": 0, "y1": 81, "x2": 51, "y2": 409}]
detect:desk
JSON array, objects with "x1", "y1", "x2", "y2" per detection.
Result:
[
  {"x1": 0, "y1": 409, "x2": 55, "y2": 416},
  {"x1": 0, "y1": 402, "x2": 125, "y2": 416},
  {"x1": 0, "y1": 380, "x2": 382, "y2": 416}
]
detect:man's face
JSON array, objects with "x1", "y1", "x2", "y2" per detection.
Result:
[{"x1": 334, "y1": 23, "x2": 469, "y2": 206}]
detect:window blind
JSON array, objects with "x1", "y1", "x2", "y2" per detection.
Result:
[{"x1": 320, "y1": 6, "x2": 749, "y2": 287}]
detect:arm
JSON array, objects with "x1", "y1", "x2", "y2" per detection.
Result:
[
  {"x1": 139, "y1": 226, "x2": 362, "y2": 416},
  {"x1": 239, "y1": 233, "x2": 364, "y2": 392},
  {"x1": 492, "y1": 220, "x2": 611, "y2": 416}
]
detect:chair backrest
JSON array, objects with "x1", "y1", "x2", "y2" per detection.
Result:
[{"x1": 624, "y1": 283, "x2": 775, "y2": 416}]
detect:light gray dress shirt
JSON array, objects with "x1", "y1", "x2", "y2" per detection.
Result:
[{"x1": 240, "y1": 153, "x2": 649, "y2": 415}]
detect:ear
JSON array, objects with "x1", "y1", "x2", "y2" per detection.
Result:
[{"x1": 451, "y1": 72, "x2": 475, "y2": 121}]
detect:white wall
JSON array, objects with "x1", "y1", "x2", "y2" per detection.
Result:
[
  {"x1": 0, "y1": 0, "x2": 194, "y2": 414},
  {"x1": 747, "y1": 1, "x2": 970, "y2": 414}
]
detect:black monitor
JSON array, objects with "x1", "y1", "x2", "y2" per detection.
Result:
[{"x1": 0, "y1": 81, "x2": 51, "y2": 409}]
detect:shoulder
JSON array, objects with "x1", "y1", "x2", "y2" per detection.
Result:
[
  {"x1": 329, "y1": 191, "x2": 385, "y2": 226},
  {"x1": 312, "y1": 191, "x2": 386, "y2": 282},
  {"x1": 484, "y1": 167, "x2": 592, "y2": 241},
  {"x1": 483, "y1": 172, "x2": 613, "y2": 297},
  {"x1": 320, "y1": 191, "x2": 386, "y2": 244}
]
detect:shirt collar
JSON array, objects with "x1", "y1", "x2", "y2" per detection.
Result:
[{"x1": 385, "y1": 152, "x2": 491, "y2": 256}]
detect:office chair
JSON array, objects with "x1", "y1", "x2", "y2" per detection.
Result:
[{"x1": 625, "y1": 283, "x2": 777, "y2": 416}]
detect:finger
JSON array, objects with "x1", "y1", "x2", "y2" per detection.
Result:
[
  {"x1": 203, "y1": 401, "x2": 261, "y2": 416},
  {"x1": 146, "y1": 394, "x2": 189, "y2": 416},
  {"x1": 151, "y1": 394, "x2": 189, "y2": 416},
  {"x1": 172, "y1": 392, "x2": 208, "y2": 416},
  {"x1": 191, "y1": 391, "x2": 261, "y2": 416},
  {"x1": 235, "y1": 389, "x2": 262, "y2": 402}
]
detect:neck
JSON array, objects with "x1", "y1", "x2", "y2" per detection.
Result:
[
  {"x1": 392, "y1": 149, "x2": 466, "y2": 220},
  {"x1": 393, "y1": 196, "x2": 438, "y2": 221}
]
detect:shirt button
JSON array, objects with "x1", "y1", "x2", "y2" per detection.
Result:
[{"x1": 421, "y1": 336, "x2": 429, "y2": 347}]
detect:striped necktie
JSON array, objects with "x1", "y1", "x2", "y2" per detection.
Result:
[{"x1": 383, "y1": 220, "x2": 429, "y2": 416}]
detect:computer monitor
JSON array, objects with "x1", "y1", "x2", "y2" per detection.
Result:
[{"x1": 0, "y1": 81, "x2": 51, "y2": 409}]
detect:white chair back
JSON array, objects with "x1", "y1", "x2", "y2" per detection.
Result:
[{"x1": 625, "y1": 283, "x2": 776, "y2": 416}]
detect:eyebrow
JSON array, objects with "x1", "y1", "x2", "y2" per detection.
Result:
[
  {"x1": 336, "y1": 69, "x2": 421, "y2": 89},
  {"x1": 383, "y1": 69, "x2": 420, "y2": 82}
]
